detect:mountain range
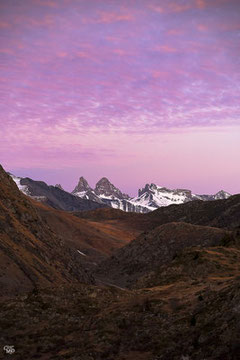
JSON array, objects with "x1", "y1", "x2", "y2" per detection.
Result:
[
  {"x1": 1, "y1": 163, "x2": 240, "y2": 359},
  {"x1": 10, "y1": 173, "x2": 231, "y2": 213}
]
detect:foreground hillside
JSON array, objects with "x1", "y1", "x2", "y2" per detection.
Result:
[
  {"x1": 1, "y1": 164, "x2": 240, "y2": 359},
  {"x1": 0, "y1": 166, "x2": 95, "y2": 296},
  {"x1": 2, "y1": 243, "x2": 240, "y2": 359},
  {"x1": 34, "y1": 202, "x2": 141, "y2": 267},
  {"x1": 0, "y1": 166, "x2": 142, "y2": 295}
]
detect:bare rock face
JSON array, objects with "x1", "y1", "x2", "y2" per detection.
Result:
[
  {"x1": 71, "y1": 176, "x2": 105, "y2": 204},
  {"x1": 95, "y1": 177, "x2": 130, "y2": 199},
  {"x1": 72, "y1": 176, "x2": 92, "y2": 194},
  {"x1": 55, "y1": 184, "x2": 64, "y2": 190}
]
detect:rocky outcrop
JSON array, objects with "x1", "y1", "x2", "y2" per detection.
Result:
[
  {"x1": 71, "y1": 177, "x2": 104, "y2": 204},
  {"x1": 72, "y1": 176, "x2": 92, "y2": 193},
  {"x1": 95, "y1": 177, "x2": 130, "y2": 199},
  {"x1": 55, "y1": 184, "x2": 64, "y2": 190}
]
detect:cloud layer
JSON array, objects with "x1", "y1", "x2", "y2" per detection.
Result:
[{"x1": 0, "y1": 0, "x2": 240, "y2": 193}]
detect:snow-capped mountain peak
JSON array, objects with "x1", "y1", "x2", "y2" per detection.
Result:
[
  {"x1": 132, "y1": 184, "x2": 194, "y2": 210},
  {"x1": 10, "y1": 171, "x2": 233, "y2": 214},
  {"x1": 95, "y1": 177, "x2": 129, "y2": 200},
  {"x1": 213, "y1": 190, "x2": 231, "y2": 200},
  {"x1": 9, "y1": 174, "x2": 30, "y2": 195},
  {"x1": 138, "y1": 183, "x2": 163, "y2": 196}
]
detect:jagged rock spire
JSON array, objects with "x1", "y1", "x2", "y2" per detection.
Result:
[
  {"x1": 72, "y1": 176, "x2": 92, "y2": 194},
  {"x1": 95, "y1": 177, "x2": 129, "y2": 199},
  {"x1": 55, "y1": 184, "x2": 64, "y2": 191}
]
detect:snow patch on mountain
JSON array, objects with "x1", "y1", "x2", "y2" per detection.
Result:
[
  {"x1": 10, "y1": 175, "x2": 30, "y2": 195},
  {"x1": 73, "y1": 179, "x2": 232, "y2": 213},
  {"x1": 10, "y1": 171, "x2": 232, "y2": 214}
]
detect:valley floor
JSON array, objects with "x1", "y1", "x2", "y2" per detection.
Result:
[{"x1": 2, "y1": 244, "x2": 240, "y2": 360}]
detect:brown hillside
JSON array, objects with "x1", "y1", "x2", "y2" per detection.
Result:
[
  {"x1": 33, "y1": 201, "x2": 140, "y2": 267},
  {"x1": 144, "y1": 194, "x2": 240, "y2": 230},
  {"x1": 75, "y1": 194, "x2": 240, "y2": 237},
  {"x1": 2, "y1": 243, "x2": 240, "y2": 359},
  {"x1": 2, "y1": 163, "x2": 240, "y2": 359},
  {"x1": 0, "y1": 165, "x2": 94, "y2": 296},
  {"x1": 73, "y1": 207, "x2": 150, "y2": 233},
  {"x1": 95, "y1": 222, "x2": 231, "y2": 288}
]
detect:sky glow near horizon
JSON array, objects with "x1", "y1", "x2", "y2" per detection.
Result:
[{"x1": 0, "y1": 0, "x2": 240, "y2": 196}]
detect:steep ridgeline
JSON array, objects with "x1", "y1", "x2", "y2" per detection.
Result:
[
  {"x1": 130, "y1": 183, "x2": 231, "y2": 211},
  {"x1": 11, "y1": 172, "x2": 232, "y2": 214},
  {"x1": 72, "y1": 176, "x2": 104, "y2": 203},
  {"x1": 9, "y1": 174, "x2": 107, "y2": 212},
  {"x1": 0, "y1": 165, "x2": 94, "y2": 296},
  {"x1": 72, "y1": 178, "x2": 231, "y2": 213},
  {"x1": 72, "y1": 177, "x2": 149, "y2": 213}
]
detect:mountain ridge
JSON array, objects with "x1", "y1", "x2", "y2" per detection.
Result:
[
  {"x1": 71, "y1": 177, "x2": 232, "y2": 213},
  {"x1": 10, "y1": 172, "x2": 232, "y2": 213},
  {"x1": 9, "y1": 174, "x2": 108, "y2": 211}
]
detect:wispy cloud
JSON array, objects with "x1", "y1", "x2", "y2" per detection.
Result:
[
  {"x1": 97, "y1": 12, "x2": 133, "y2": 24},
  {"x1": 154, "y1": 45, "x2": 177, "y2": 53},
  {"x1": 0, "y1": 0, "x2": 240, "y2": 193}
]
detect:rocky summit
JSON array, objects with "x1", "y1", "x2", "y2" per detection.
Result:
[
  {"x1": 94, "y1": 177, "x2": 130, "y2": 199},
  {"x1": 72, "y1": 176, "x2": 92, "y2": 194},
  {"x1": 55, "y1": 183, "x2": 64, "y2": 190},
  {"x1": 72, "y1": 177, "x2": 232, "y2": 213}
]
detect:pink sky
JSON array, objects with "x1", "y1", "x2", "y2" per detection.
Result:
[{"x1": 0, "y1": 0, "x2": 240, "y2": 196}]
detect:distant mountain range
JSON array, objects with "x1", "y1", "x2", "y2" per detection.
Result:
[{"x1": 10, "y1": 173, "x2": 231, "y2": 213}]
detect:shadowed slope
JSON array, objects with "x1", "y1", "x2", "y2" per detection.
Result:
[
  {"x1": 95, "y1": 222, "x2": 231, "y2": 287},
  {"x1": 2, "y1": 163, "x2": 240, "y2": 359},
  {"x1": 0, "y1": 165, "x2": 94, "y2": 296},
  {"x1": 2, "y1": 243, "x2": 240, "y2": 359},
  {"x1": 17, "y1": 176, "x2": 108, "y2": 211},
  {"x1": 33, "y1": 201, "x2": 140, "y2": 267},
  {"x1": 74, "y1": 194, "x2": 240, "y2": 236},
  {"x1": 144, "y1": 195, "x2": 240, "y2": 230}
]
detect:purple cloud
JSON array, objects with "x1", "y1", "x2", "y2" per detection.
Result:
[{"x1": 0, "y1": 0, "x2": 240, "y2": 194}]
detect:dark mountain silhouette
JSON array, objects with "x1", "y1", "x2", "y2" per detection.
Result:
[
  {"x1": 16, "y1": 176, "x2": 108, "y2": 211},
  {"x1": 145, "y1": 194, "x2": 240, "y2": 230},
  {"x1": 95, "y1": 222, "x2": 231, "y2": 287}
]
